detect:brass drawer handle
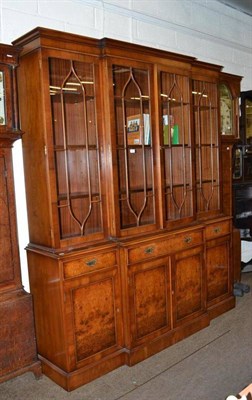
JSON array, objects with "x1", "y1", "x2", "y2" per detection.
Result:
[
  {"x1": 214, "y1": 227, "x2": 221, "y2": 234},
  {"x1": 184, "y1": 236, "x2": 192, "y2": 244},
  {"x1": 85, "y1": 259, "x2": 97, "y2": 267},
  {"x1": 144, "y1": 246, "x2": 154, "y2": 254}
]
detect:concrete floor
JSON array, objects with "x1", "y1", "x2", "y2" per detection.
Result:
[{"x1": 1, "y1": 272, "x2": 252, "y2": 400}]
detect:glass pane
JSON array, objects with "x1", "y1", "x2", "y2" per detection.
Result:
[
  {"x1": 49, "y1": 58, "x2": 102, "y2": 239},
  {"x1": 160, "y1": 72, "x2": 193, "y2": 222},
  {"x1": 219, "y1": 84, "x2": 233, "y2": 135},
  {"x1": 193, "y1": 80, "x2": 220, "y2": 214},
  {"x1": 113, "y1": 64, "x2": 155, "y2": 229},
  {"x1": 0, "y1": 72, "x2": 6, "y2": 125}
]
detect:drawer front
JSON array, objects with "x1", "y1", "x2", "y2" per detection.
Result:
[
  {"x1": 128, "y1": 230, "x2": 203, "y2": 264},
  {"x1": 63, "y1": 251, "x2": 117, "y2": 279},
  {"x1": 205, "y1": 220, "x2": 230, "y2": 240}
]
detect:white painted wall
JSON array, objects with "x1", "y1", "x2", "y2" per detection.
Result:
[{"x1": 1, "y1": 0, "x2": 251, "y2": 290}]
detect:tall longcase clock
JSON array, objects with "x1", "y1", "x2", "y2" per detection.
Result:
[{"x1": 0, "y1": 44, "x2": 41, "y2": 383}]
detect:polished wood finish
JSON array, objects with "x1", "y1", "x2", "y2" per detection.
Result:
[
  {"x1": 0, "y1": 44, "x2": 41, "y2": 383},
  {"x1": 13, "y1": 28, "x2": 241, "y2": 390}
]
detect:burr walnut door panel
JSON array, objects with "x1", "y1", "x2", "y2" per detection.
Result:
[
  {"x1": 127, "y1": 257, "x2": 172, "y2": 347},
  {"x1": 64, "y1": 266, "x2": 123, "y2": 369},
  {"x1": 173, "y1": 246, "x2": 206, "y2": 327},
  {"x1": 206, "y1": 236, "x2": 231, "y2": 306}
]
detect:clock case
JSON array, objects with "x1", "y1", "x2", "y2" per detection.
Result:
[{"x1": 0, "y1": 43, "x2": 41, "y2": 383}]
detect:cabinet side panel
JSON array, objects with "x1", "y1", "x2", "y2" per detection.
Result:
[
  {"x1": 206, "y1": 240, "x2": 230, "y2": 303},
  {"x1": 27, "y1": 251, "x2": 68, "y2": 370},
  {"x1": 17, "y1": 51, "x2": 52, "y2": 247}
]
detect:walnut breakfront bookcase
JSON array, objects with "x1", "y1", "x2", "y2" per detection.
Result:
[{"x1": 13, "y1": 28, "x2": 241, "y2": 391}]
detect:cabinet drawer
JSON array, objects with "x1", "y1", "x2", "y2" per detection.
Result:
[
  {"x1": 63, "y1": 251, "x2": 117, "y2": 279},
  {"x1": 205, "y1": 220, "x2": 230, "y2": 240},
  {"x1": 128, "y1": 230, "x2": 203, "y2": 264}
]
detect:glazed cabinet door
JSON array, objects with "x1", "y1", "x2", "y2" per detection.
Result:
[
  {"x1": 159, "y1": 68, "x2": 194, "y2": 228},
  {"x1": 193, "y1": 79, "x2": 220, "y2": 218},
  {"x1": 48, "y1": 55, "x2": 105, "y2": 246},
  {"x1": 63, "y1": 252, "x2": 123, "y2": 369},
  {"x1": 126, "y1": 257, "x2": 172, "y2": 348},
  {"x1": 17, "y1": 47, "x2": 106, "y2": 250},
  {"x1": 173, "y1": 246, "x2": 205, "y2": 327},
  {"x1": 107, "y1": 60, "x2": 157, "y2": 237}
]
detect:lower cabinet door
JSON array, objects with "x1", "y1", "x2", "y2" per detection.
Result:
[
  {"x1": 127, "y1": 257, "x2": 172, "y2": 347},
  {"x1": 206, "y1": 236, "x2": 231, "y2": 306},
  {"x1": 173, "y1": 246, "x2": 205, "y2": 326},
  {"x1": 64, "y1": 266, "x2": 123, "y2": 369}
]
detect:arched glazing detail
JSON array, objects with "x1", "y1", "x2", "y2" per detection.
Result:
[
  {"x1": 49, "y1": 58, "x2": 103, "y2": 239},
  {"x1": 113, "y1": 65, "x2": 155, "y2": 229},
  {"x1": 193, "y1": 80, "x2": 220, "y2": 214},
  {"x1": 160, "y1": 72, "x2": 193, "y2": 222}
]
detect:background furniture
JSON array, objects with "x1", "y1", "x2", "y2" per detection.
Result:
[
  {"x1": 13, "y1": 27, "x2": 241, "y2": 391},
  {"x1": 233, "y1": 91, "x2": 252, "y2": 235},
  {"x1": 0, "y1": 44, "x2": 41, "y2": 383},
  {"x1": 233, "y1": 91, "x2": 252, "y2": 273}
]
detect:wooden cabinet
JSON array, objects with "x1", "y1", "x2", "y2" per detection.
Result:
[
  {"x1": 13, "y1": 27, "x2": 241, "y2": 390},
  {"x1": 120, "y1": 226, "x2": 207, "y2": 366},
  {"x1": 27, "y1": 244, "x2": 124, "y2": 390},
  {"x1": 0, "y1": 44, "x2": 41, "y2": 383}
]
